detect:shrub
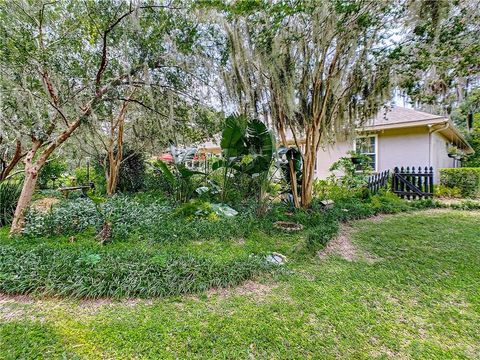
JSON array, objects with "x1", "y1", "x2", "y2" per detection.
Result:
[
  {"x1": 440, "y1": 168, "x2": 480, "y2": 198},
  {"x1": 117, "y1": 149, "x2": 146, "y2": 193},
  {"x1": 0, "y1": 181, "x2": 22, "y2": 226},
  {"x1": 23, "y1": 195, "x2": 171, "y2": 239},
  {"x1": 94, "y1": 147, "x2": 146, "y2": 194},
  {"x1": 38, "y1": 158, "x2": 67, "y2": 189},
  {"x1": 23, "y1": 198, "x2": 100, "y2": 237},
  {"x1": 313, "y1": 180, "x2": 363, "y2": 201},
  {"x1": 434, "y1": 184, "x2": 462, "y2": 198},
  {"x1": 144, "y1": 160, "x2": 173, "y2": 194},
  {"x1": 448, "y1": 200, "x2": 480, "y2": 211},
  {"x1": 328, "y1": 151, "x2": 372, "y2": 189}
]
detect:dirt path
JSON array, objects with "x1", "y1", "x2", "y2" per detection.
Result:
[{"x1": 317, "y1": 208, "x2": 473, "y2": 262}]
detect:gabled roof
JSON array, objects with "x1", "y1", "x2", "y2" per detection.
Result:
[
  {"x1": 360, "y1": 105, "x2": 473, "y2": 153},
  {"x1": 197, "y1": 106, "x2": 474, "y2": 154},
  {"x1": 364, "y1": 106, "x2": 445, "y2": 128}
]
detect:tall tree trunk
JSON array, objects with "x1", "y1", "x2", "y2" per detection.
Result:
[
  {"x1": 301, "y1": 149, "x2": 316, "y2": 208},
  {"x1": 106, "y1": 99, "x2": 129, "y2": 196}
]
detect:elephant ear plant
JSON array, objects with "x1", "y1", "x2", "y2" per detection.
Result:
[{"x1": 214, "y1": 114, "x2": 275, "y2": 213}]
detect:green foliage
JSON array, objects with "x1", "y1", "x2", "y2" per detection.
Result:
[
  {"x1": 38, "y1": 159, "x2": 67, "y2": 189},
  {"x1": 220, "y1": 115, "x2": 248, "y2": 158},
  {"x1": 146, "y1": 212, "x2": 259, "y2": 244},
  {"x1": 144, "y1": 160, "x2": 173, "y2": 194},
  {"x1": 23, "y1": 195, "x2": 171, "y2": 239},
  {"x1": 448, "y1": 200, "x2": 480, "y2": 211},
  {"x1": 116, "y1": 149, "x2": 146, "y2": 193},
  {"x1": 395, "y1": 2, "x2": 479, "y2": 111},
  {"x1": 155, "y1": 160, "x2": 206, "y2": 203},
  {"x1": 0, "y1": 181, "x2": 21, "y2": 226},
  {"x1": 306, "y1": 219, "x2": 339, "y2": 252},
  {"x1": 216, "y1": 115, "x2": 275, "y2": 204},
  {"x1": 328, "y1": 151, "x2": 372, "y2": 189},
  {"x1": 440, "y1": 168, "x2": 480, "y2": 198},
  {"x1": 464, "y1": 129, "x2": 480, "y2": 167},
  {"x1": 434, "y1": 184, "x2": 462, "y2": 199},
  {"x1": 4, "y1": 187, "x2": 452, "y2": 300},
  {"x1": 173, "y1": 200, "x2": 217, "y2": 220},
  {"x1": 313, "y1": 179, "x2": 363, "y2": 201},
  {"x1": 23, "y1": 198, "x2": 100, "y2": 237},
  {"x1": 0, "y1": 244, "x2": 273, "y2": 299},
  {"x1": 217, "y1": 115, "x2": 274, "y2": 175},
  {"x1": 451, "y1": 90, "x2": 480, "y2": 166}
]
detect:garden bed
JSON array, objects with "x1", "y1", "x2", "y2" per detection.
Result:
[{"x1": 0, "y1": 191, "x2": 447, "y2": 299}]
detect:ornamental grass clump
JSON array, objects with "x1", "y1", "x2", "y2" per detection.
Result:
[
  {"x1": 0, "y1": 181, "x2": 21, "y2": 226},
  {"x1": 0, "y1": 244, "x2": 274, "y2": 298}
]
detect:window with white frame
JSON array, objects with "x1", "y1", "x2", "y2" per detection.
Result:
[{"x1": 354, "y1": 135, "x2": 377, "y2": 171}]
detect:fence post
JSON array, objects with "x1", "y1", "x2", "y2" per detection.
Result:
[
  {"x1": 392, "y1": 167, "x2": 398, "y2": 194},
  {"x1": 429, "y1": 166, "x2": 434, "y2": 196}
]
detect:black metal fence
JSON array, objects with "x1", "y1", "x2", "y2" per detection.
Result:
[
  {"x1": 367, "y1": 170, "x2": 390, "y2": 194},
  {"x1": 392, "y1": 166, "x2": 434, "y2": 199}
]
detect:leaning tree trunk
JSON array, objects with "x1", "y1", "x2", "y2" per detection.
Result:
[
  {"x1": 9, "y1": 115, "x2": 85, "y2": 236},
  {"x1": 275, "y1": 108, "x2": 300, "y2": 208},
  {"x1": 9, "y1": 147, "x2": 44, "y2": 235}
]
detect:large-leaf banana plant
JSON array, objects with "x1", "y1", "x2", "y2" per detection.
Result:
[{"x1": 214, "y1": 114, "x2": 275, "y2": 205}]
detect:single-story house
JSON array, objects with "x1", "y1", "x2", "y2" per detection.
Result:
[
  {"x1": 312, "y1": 106, "x2": 473, "y2": 182},
  {"x1": 193, "y1": 106, "x2": 473, "y2": 183}
]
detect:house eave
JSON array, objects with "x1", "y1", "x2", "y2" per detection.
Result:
[{"x1": 359, "y1": 118, "x2": 474, "y2": 155}]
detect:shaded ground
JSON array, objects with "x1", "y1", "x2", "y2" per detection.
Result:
[{"x1": 1, "y1": 210, "x2": 480, "y2": 359}]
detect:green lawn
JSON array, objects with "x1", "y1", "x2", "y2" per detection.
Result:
[{"x1": 1, "y1": 210, "x2": 479, "y2": 359}]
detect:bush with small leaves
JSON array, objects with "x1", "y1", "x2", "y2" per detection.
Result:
[{"x1": 440, "y1": 168, "x2": 480, "y2": 198}]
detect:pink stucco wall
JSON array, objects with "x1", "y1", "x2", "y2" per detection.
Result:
[
  {"x1": 314, "y1": 126, "x2": 456, "y2": 183},
  {"x1": 376, "y1": 126, "x2": 430, "y2": 171}
]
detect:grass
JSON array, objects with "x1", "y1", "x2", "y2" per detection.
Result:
[{"x1": 1, "y1": 209, "x2": 479, "y2": 358}]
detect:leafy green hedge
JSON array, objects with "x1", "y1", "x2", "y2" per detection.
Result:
[
  {"x1": 0, "y1": 245, "x2": 273, "y2": 298},
  {"x1": 440, "y1": 168, "x2": 480, "y2": 198}
]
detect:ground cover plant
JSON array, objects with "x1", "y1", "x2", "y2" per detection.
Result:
[
  {"x1": 1, "y1": 210, "x2": 479, "y2": 358},
  {"x1": 0, "y1": 187, "x2": 442, "y2": 299}
]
